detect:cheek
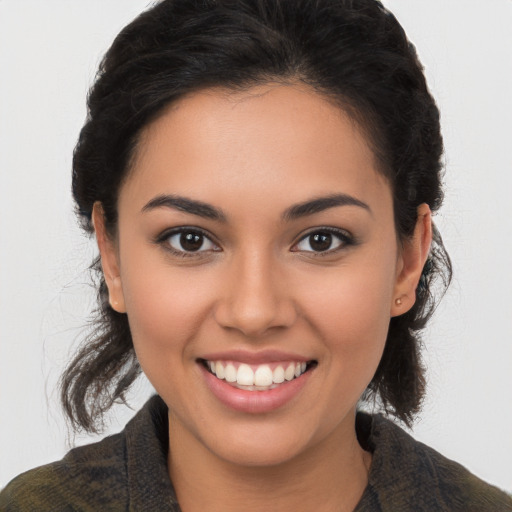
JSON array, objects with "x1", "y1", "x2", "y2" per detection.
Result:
[
  {"x1": 295, "y1": 257, "x2": 396, "y2": 373},
  {"x1": 118, "y1": 251, "x2": 216, "y2": 371},
  {"x1": 299, "y1": 259, "x2": 395, "y2": 332}
]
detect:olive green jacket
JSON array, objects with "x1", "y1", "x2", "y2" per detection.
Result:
[{"x1": 1, "y1": 396, "x2": 511, "y2": 511}]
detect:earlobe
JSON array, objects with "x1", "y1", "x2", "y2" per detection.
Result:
[
  {"x1": 391, "y1": 203, "x2": 432, "y2": 317},
  {"x1": 92, "y1": 202, "x2": 126, "y2": 314}
]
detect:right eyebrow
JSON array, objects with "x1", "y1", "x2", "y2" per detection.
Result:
[
  {"x1": 282, "y1": 193, "x2": 371, "y2": 221},
  {"x1": 141, "y1": 194, "x2": 227, "y2": 222}
]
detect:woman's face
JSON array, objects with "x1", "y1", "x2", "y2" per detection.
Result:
[{"x1": 98, "y1": 84, "x2": 423, "y2": 467}]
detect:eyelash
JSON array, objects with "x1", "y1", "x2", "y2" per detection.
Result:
[
  {"x1": 292, "y1": 227, "x2": 355, "y2": 256},
  {"x1": 155, "y1": 226, "x2": 355, "y2": 258},
  {"x1": 155, "y1": 227, "x2": 220, "y2": 258}
]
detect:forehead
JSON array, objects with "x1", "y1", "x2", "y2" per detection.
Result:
[{"x1": 121, "y1": 84, "x2": 391, "y2": 217}]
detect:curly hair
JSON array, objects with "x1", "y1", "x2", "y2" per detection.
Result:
[{"x1": 62, "y1": 0, "x2": 452, "y2": 432}]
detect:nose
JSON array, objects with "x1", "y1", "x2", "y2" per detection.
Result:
[{"x1": 213, "y1": 250, "x2": 297, "y2": 338}]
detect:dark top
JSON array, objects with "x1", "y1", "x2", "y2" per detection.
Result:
[{"x1": 1, "y1": 395, "x2": 511, "y2": 511}]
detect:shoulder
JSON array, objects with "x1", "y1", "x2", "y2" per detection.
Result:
[
  {"x1": 411, "y1": 433, "x2": 512, "y2": 510},
  {"x1": 416, "y1": 437, "x2": 511, "y2": 510},
  {"x1": 357, "y1": 412, "x2": 512, "y2": 511},
  {"x1": 0, "y1": 395, "x2": 174, "y2": 512},
  {"x1": 0, "y1": 431, "x2": 128, "y2": 511}
]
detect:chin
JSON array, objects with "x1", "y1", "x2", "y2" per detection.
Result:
[
  {"x1": 215, "y1": 436, "x2": 308, "y2": 468},
  {"x1": 197, "y1": 418, "x2": 322, "y2": 468}
]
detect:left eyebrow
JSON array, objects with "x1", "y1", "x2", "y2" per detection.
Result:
[
  {"x1": 282, "y1": 193, "x2": 371, "y2": 221},
  {"x1": 141, "y1": 194, "x2": 227, "y2": 222}
]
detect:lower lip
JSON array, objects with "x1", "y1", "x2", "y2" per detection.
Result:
[{"x1": 201, "y1": 364, "x2": 312, "y2": 414}]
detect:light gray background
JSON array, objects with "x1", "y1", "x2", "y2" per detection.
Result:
[{"x1": 1, "y1": 0, "x2": 511, "y2": 492}]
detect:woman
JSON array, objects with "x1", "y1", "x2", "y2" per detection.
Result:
[{"x1": 1, "y1": 0, "x2": 511, "y2": 510}]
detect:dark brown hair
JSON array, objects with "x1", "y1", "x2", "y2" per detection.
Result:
[{"x1": 62, "y1": 0, "x2": 452, "y2": 432}]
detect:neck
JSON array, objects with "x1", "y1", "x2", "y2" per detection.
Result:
[{"x1": 167, "y1": 411, "x2": 371, "y2": 512}]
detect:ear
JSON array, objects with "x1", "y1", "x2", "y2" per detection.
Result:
[
  {"x1": 92, "y1": 202, "x2": 126, "y2": 313},
  {"x1": 390, "y1": 203, "x2": 432, "y2": 317}
]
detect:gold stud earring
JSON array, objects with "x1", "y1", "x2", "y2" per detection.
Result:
[{"x1": 395, "y1": 297, "x2": 402, "y2": 306}]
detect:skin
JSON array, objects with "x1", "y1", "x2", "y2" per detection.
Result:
[{"x1": 94, "y1": 83, "x2": 431, "y2": 511}]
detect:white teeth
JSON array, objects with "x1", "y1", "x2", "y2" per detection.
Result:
[
  {"x1": 215, "y1": 362, "x2": 225, "y2": 379},
  {"x1": 225, "y1": 363, "x2": 237, "y2": 383},
  {"x1": 273, "y1": 365, "x2": 285, "y2": 384},
  {"x1": 237, "y1": 364, "x2": 254, "y2": 386},
  {"x1": 284, "y1": 363, "x2": 296, "y2": 381},
  {"x1": 208, "y1": 360, "x2": 310, "y2": 388},
  {"x1": 254, "y1": 365, "x2": 273, "y2": 386}
]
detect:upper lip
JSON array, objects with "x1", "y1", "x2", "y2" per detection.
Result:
[{"x1": 199, "y1": 349, "x2": 313, "y2": 365}]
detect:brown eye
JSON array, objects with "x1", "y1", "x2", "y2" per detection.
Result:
[
  {"x1": 165, "y1": 230, "x2": 218, "y2": 254},
  {"x1": 294, "y1": 229, "x2": 351, "y2": 253},
  {"x1": 180, "y1": 232, "x2": 204, "y2": 251},
  {"x1": 309, "y1": 233, "x2": 333, "y2": 252}
]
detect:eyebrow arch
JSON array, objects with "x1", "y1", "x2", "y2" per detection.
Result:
[
  {"x1": 282, "y1": 193, "x2": 371, "y2": 221},
  {"x1": 141, "y1": 194, "x2": 227, "y2": 222}
]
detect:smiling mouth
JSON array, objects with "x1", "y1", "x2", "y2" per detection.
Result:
[{"x1": 200, "y1": 359, "x2": 317, "y2": 391}]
